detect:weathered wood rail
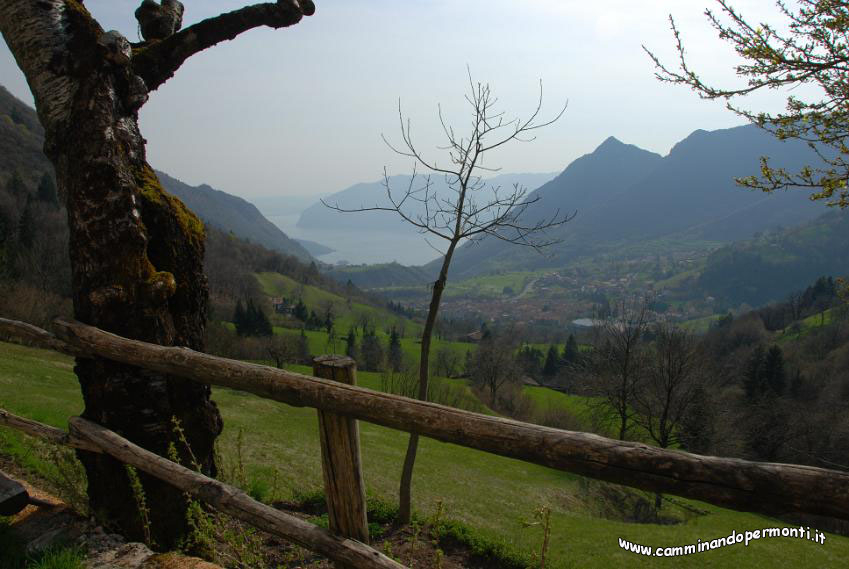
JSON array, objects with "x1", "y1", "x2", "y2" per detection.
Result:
[
  {"x1": 0, "y1": 409, "x2": 403, "y2": 569},
  {"x1": 2, "y1": 316, "x2": 849, "y2": 564}
]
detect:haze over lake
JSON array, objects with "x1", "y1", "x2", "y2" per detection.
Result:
[{"x1": 265, "y1": 212, "x2": 442, "y2": 266}]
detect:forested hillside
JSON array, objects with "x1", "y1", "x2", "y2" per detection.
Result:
[{"x1": 697, "y1": 210, "x2": 849, "y2": 306}]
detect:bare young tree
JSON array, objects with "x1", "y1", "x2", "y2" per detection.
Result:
[
  {"x1": 264, "y1": 332, "x2": 300, "y2": 369},
  {"x1": 0, "y1": 0, "x2": 314, "y2": 545},
  {"x1": 585, "y1": 295, "x2": 653, "y2": 441},
  {"x1": 325, "y1": 71, "x2": 570, "y2": 523},
  {"x1": 634, "y1": 323, "x2": 703, "y2": 450},
  {"x1": 470, "y1": 332, "x2": 521, "y2": 403}
]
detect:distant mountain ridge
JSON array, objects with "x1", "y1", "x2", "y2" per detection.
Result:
[
  {"x1": 437, "y1": 124, "x2": 828, "y2": 278},
  {"x1": 156, "y1": 172, "x2": 312, "y2": 261},
  {"x1": 296, "y1": 171, "x2": 558, "y2": 232}
]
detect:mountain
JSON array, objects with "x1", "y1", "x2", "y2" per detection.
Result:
[
  {"x1": 156, "y1": 172, "x2": 312, "y2": 262},
  {"x1": 439, "y1": 125, "x2": 828, "y2": 278},
  {"x1": 0, "y1": 84, "x2": 311, "y2": 263},
  {"x1": 296, "y1": 171, "x2": 558, "y2": 233},
  {"x1": 437, "y1": 136, "x2": 664, "y2": 277}
]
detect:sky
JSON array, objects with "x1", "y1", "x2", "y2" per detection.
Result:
[{"x1": 0, "y1": 0, "x2": 796, "y2": 200}]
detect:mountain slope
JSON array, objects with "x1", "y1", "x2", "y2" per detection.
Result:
[
  {"x1": 156, "y1": 172, "x2": 312, "y2": 261},
  {"x1": 439, "y1": 135, "x2": 664, "y2": 277},
  {"x1": 0, "y1": 85, "x2": 50, "y2": 187},
  {"x1": 696, "y1": 209, "x2": 849, "y2": 306},
  {"x1": 296, "y1": 171, "x2": 557, "y2": 233},
  {"x1": 442, "y1": 125, "x2": 827, "y2": 278}
]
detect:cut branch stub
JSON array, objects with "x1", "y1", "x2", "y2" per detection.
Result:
[
  {"x1": 313, "y1": 355, "x2": 369, "y2": 558},
  {"x1": 135, "y1": 0, "x2": 184, "y2": 41}
]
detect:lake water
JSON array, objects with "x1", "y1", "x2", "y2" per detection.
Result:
[{"x1": 265, "y1": 213, "x2": 443, "y2": 266}]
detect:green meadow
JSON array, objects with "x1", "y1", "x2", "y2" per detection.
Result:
[{"x1": 1, "y1": 341, "x2": 847, "y2": 568}]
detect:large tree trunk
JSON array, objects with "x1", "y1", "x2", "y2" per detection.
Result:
[
  {"x1": 64, "y1": 114, "x2": 222, "y2": 546},
  {"x1": 1, "y1": 0, "x2": 311, "y2": 547},
  {"x1": 0, "y1": 1, "x2": 222, "y2": 547}
]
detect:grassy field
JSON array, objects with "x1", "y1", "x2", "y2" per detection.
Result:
[
  {"x1": 2, "y1": 341, "x2": 848, "y2": 568},
  {"x1": 257, "y1": 271, "x2": 476, "y2": 367},
  {"x1": 778, "y1": 307, "x2": 839, "y2": 343},
  {"x1": 679, "y1": 314, "x2": 724, "y2": 334},
  {"x1": 441, "y1": 271, "x2": 544, "y2": 299}
]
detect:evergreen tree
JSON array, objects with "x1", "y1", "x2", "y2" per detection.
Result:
[
  {"x1": 246, "y1": 298, "x2": 273, "y2": 337},
  {"x1": 763, "y1": 345, "x2": 786, "y2": 396},
  {"x1": 344, "y1": 327, "x2": 358, "y2": 360},
  {"x1": 255, "y1": 304, "x2": 273, "y2": 337},
  {"x1": 233, "y1": 299, "x2": 246, "y2": 336},
  {"x1": 235, "y1": 298, "x2": 272, "y2": 337},
  {"x1": 388, "y1": 327, "x2": 403, "y2": 372},
  {"x1": 542, "y1": 344, "x2": 560, "y2": 377},
  {"x1": 744, "y1": 345, "x2": 766, "y2": 399},
  {"x1": 36, "y1": 172, "x2": 58, "y2": 207},
  {"x1": 293, "y1": 299, "x2": 308, "y2": 322},
  {"x1": 360, "y1": 328, "x2": 384, "y2": 372},
  {"x1": 307, "y1": 309, "x2": 322, "y2": 331},
  {"x1": 516, "y1": 344, "x2": 543, "y2": 378},
  {"x1": 562, "y1": 334, "x2": 579, "y2": 365},
  {"x1": 245, "y1": 298, "x2": 260, "y2": 335}
]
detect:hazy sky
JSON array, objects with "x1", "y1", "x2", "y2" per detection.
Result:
[{"x1": 0, "y1": 1, "x2": 794, "y2": 199}]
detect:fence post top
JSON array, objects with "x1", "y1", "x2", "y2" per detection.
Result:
[{"x1": 313, "y1": 355, "x2": 356, "y2": 369}]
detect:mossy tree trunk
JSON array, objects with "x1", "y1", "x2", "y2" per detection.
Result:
[{"x1": 0, "y1": 0, "x2": 313, "y2": 547}]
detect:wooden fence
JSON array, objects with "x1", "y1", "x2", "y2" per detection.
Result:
[{"x1": 2, "y1": 316, "x2": 849, "y2": 568}]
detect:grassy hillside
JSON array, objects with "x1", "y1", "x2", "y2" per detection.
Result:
[
  {"x1": 256, "y1": 271, "x2": 475, "y2": 365},
  {"x1": 256, "y1": 271, "x2": 421, "y2": 336},
  {"x1": 2, "y1": 341, "x2": 848, "y2": 568}
]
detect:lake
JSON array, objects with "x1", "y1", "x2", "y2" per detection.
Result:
[{"x1": 265, "y1": 213, "x2": 443, "y2": 266}]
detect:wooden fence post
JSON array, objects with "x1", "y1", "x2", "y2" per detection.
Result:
[{"x1": 313, "y1": 355, "x2": 369, "y2": 559}]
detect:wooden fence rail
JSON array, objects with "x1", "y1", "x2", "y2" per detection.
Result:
[
  {"x1": 0, "y1": 409, "x2": 404, "y2": 569},
  {"x1": 2, "y1": 316, "x2": 849, "y2": 525}
]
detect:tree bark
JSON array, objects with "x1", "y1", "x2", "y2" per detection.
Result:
[
  {"x1": 398, "y1": 240, "x2": 457, "y2": 524},
  {"x1": 0, "y1": 0, "x2": 311, "y2": 547}
]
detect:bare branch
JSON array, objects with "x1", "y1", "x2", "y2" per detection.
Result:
[{"x1": 132, "y1": 1, "x2": 314, "y2": 92}]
